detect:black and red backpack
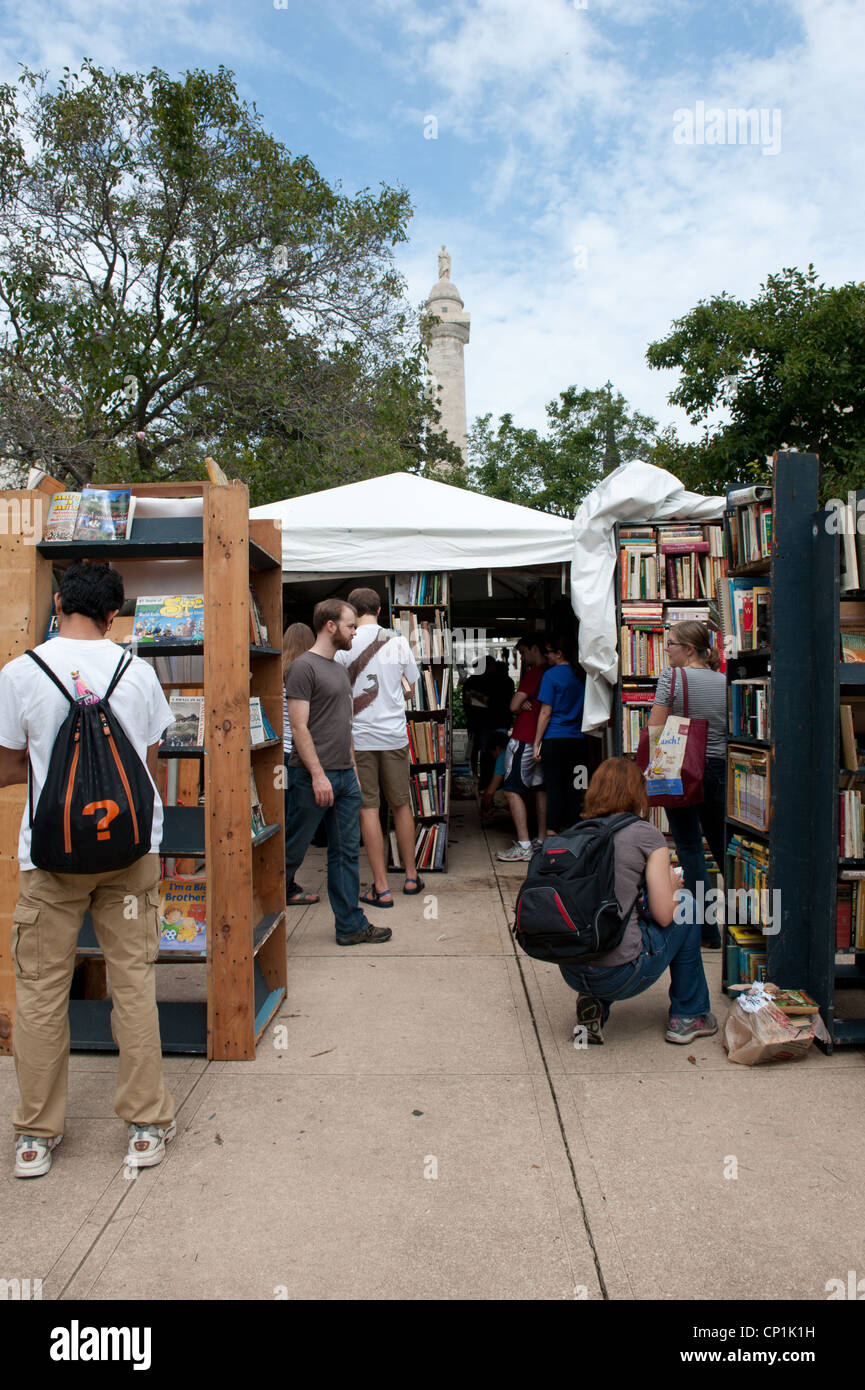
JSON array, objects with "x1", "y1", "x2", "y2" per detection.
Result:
[
  {"x1": 513, "y1": 814, "x2": 643, "y2": 963},
  {"x1": 24, "y1": 648, "x2": 154, "y2": 874}
]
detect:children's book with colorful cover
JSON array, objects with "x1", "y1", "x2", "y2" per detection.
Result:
[
  {"x1": 72, "y1": 487, "x2": 134, "y2": 541},
  {"x1": 158, "y1": 877, "x2": 206, "y2": 955},
  {"x1": 43, "y1": 492, "x2": 82, "y2": 541},
  {"x1": 132, "y1": 595, "x2": 205, "y2": 643}
]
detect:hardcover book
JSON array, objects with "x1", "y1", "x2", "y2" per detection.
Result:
[{"x1": 158, "y1": 877, "x2": 207, "y2": 955}]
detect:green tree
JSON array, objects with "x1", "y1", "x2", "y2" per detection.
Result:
[
  {"x1": 0, "y1": 61, "x2": 447, "y2": 492},
  {"x1": 468, "y1": 384, "x2": 660, "y2": 516},
  {"x1": 646, "y1": 266, "x2": 865, "y2": 498}
]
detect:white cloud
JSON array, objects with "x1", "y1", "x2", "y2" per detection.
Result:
[{"x1": 395, "y1": 0, "x2": 865, "y2": 443}]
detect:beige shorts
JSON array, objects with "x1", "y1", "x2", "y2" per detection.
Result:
[{"x1": 355, "y1": 746, "x2": 411, "y2": 810}]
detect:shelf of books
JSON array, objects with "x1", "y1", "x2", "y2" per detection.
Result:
[
  {"x1": 720, "y1": 457, "x2": 836, "y2": 1022},
  {"x1": 387, "y1": 571, "x2": 451, "y2": 873},
  {"x1": 817, "y1": 502, "x2": 865, "y2": 1047},
  {"x1": 0, "y1": 479, "x2": 286, "y2": 1060},
  {"x1": 614, "y1": 520, "x2": 726, "y2": 842}
]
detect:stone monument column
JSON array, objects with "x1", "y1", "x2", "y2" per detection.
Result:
[{"x1": 425, "y1": 246, "x2": 470, "y2": 468}]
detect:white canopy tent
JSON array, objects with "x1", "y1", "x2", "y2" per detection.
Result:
[
  {"x1": 251, "y1": 463, "x2": 726, "y2": 737},
  {"x1": 250, "y1": 471, "x2": 575, "y2": 575}
]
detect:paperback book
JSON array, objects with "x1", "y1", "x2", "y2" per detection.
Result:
[
  {"x1": 73, "y1": 487, "x2": 134, "y2": 541},
  {"x1": 43, "y1": 492, "x2": 82, "y2": 541},
  {"x1": 133, "y1": 595, "x2": 205, "y2": 644},
  {"x1": 164, "y1": 695, "x2": 205, "y2": 748}
]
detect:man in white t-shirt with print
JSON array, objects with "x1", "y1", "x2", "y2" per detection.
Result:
[
  {"x1": 335, "y1": 588, "x2": 422, "y2": 906},
  {"x1": 0, "y1": 562, "x2": 175, "y2": 1179}
]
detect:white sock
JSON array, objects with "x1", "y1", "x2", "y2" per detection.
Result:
[{"x1": 518, "y1": 840, "x2": 531, "y2": 849}]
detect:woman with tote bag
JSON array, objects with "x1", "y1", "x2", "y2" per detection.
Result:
[{"x1": 647, "y1": 621, "x2": 727, "y2": 948}]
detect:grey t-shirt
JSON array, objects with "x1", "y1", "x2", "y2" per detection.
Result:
[
  {"x1": 285, "y1": 651, "x2": 353, "y2": 770},
  {"x1": 589, "y1": 817, "x2": 668, "y2": 968},
  {"x1": 653, "y1": 665, "x2": 727, "y2": 759}
]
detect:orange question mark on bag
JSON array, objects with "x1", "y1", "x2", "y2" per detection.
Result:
[{"x1": 82, "y1": 800, "x2": 120, "y2": 841}]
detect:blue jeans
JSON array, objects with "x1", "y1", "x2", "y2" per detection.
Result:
[
  {"x1": 560, "y1": 902, "x2": 710, "y2": 1023},
  {"x1": 284, "y1": 766, "x2": 368, "y2": 938},
  {"x1": 663, "y1": 757, "x2": 726, "y2": 902}
]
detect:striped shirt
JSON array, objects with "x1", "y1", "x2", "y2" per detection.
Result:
[{"x1": 653, "y1": 665, "x2": 727, "y2": 759}]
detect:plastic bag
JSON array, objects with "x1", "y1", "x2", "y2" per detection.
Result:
[{"x1": 724, "y1": 983, "x2": 829, "y2": 1065}]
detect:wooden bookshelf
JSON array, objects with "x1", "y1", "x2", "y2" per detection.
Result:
[{"x1": 0, "y1": 480, "x2": 285, "y2": 1060}]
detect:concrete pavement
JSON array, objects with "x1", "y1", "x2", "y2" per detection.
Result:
[{"x1": 2, "y1": 804, "x2": 864, "y2": 1301}]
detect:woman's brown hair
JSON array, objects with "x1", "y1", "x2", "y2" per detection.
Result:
[
  {"x1": 670, "y1": 620, "x2": 721, "y2": 671},
  {"x1": 282, "y1": 621, "x2": 315, "y2": 675},
  {"x1": 582, "y1": 757, "x2": 648, "y2": 819}
]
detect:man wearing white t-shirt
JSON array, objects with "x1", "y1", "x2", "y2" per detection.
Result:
[
  {"x1": 0, "y1": 562, "x2": 175, "y2": 1178},
  {"x1": 335, "y1": 588, "x2": 422, "y2": 906}
]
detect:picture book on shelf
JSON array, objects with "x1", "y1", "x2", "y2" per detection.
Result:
[
  {"x1": 43, "y1": 491, "x2": 81, "y2": 541},
  {"x1": 72, "y1": 487, "x2": 134, "y2": 541},
  {"x1": 164, "y1": 695, "x2": 205, "y2": 748},
  {"x1": 132, "y1": 595, "x2": 204, "y2": 643},
  {"x1": 158, "y1": 876, "x2": 206, "y2": 955}
]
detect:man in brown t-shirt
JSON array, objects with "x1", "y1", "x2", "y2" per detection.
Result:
[{"x1": 284, "y1": 600, "x2": 392, "y2": 945}]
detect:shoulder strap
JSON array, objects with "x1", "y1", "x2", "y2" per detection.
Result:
[
  {"x1": 678, "y1": 665, "x2": 690, "y2": 717},
  {"x1": 103, "y1": 650, "x2": 133, "y2": 701},
  {"x1": 669, "y1": 664, "x2": 678, "y2": 712},
  {"x1": 24, "y1": 649, "x2": 74, "y2": 704}
]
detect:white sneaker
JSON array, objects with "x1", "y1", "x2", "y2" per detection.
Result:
[
  {"x1": 496, "y1": 841, "x2": 533, "y2": 862},
  {"x1": 530, "y1": 839, "x2": 543, "y2": 853},
  {"x1": 126, "y1": 1120, "x2": 177, "y2": 1169},
  {"x1": 15, "y1": 1133, "x2": 62, "y2": 1178}
]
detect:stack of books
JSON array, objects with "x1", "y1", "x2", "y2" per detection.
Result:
[
  {"x1": 620, "y1": 603, "x2": 665, "y2": 677},
  {"x1": 393, "y1": 573, "x2": 448, "y2": 604},
  {"x1": 716, "y1": 578, "x2": 771, "y2": 654},
  {"x1": 409, "y1": 768, "x2": 449, "y2": 818},
  {"x1": 619, "y1": 528, "x2": 660, "y2": 600},
  {"x1": 248, "y1": 588, "x2": 269, "y2": 647},
  {"x1": 726, "y1": 924, "x2": 768, "y2": 986},
  {"x1": 724, "y1": 485, "x2": 773, "y2": 567},
  {"x1": 836, "y1": 871, "x2": 865, "y2": 949},
  {"x1": 407, "y1": 721, "x2": 447, "y2": 762},
  {"x1": 727, "y1": 747, "x2": 770, "y2": 831},
  {"x1": 729, "y1": 679, "x2": 772, "y2": 740},
  {"x1": 405, "y1": 667, "x2": 450, "y2": 712},
  {"x1": 621, "y1": 685, "x2": 655, "y2": 753},
  {"x1": 839, "y1": 789, "x2": 865, "y2": 859},
  {"x1": 389, "y1": 822, "x2": 447, "y2": 872},
  {"x1": 392, "y1": 608, "x2": 448, "y2": 663}
]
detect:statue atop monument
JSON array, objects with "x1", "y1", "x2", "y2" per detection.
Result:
[{"x1": 438, "y1": 245, "x2": 451, "y2": 280}]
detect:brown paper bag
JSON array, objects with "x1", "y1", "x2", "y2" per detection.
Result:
[{"x1": 724, "y1": 986, "x2": 829, "y2": 1065}]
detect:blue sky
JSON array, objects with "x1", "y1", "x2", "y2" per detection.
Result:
[{"x1": 2, "y1": 0, "x2": 862, "y2": 445}]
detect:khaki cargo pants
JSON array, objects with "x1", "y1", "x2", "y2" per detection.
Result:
[{"x1": 11, "y1": 852, "x2": 175, "y2": 1139}]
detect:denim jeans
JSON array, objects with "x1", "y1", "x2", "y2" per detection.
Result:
[
  {"x1": 559, "y1": 900, "x2": 710, "y2": 1023},
  {"x1": 284, "y1": 765, "x2": 368, "y2": 938},
  {"x1": 663, "y1": 757, "x2": 726, "y2": 902}
]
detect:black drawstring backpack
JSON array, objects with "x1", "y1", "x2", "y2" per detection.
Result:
[
  {"x1": 24, "y1": 649, "x2": 155, "y2": 874},
  {"x1": 513, "y1": 813, "x2": 643, "y2": 963}
]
